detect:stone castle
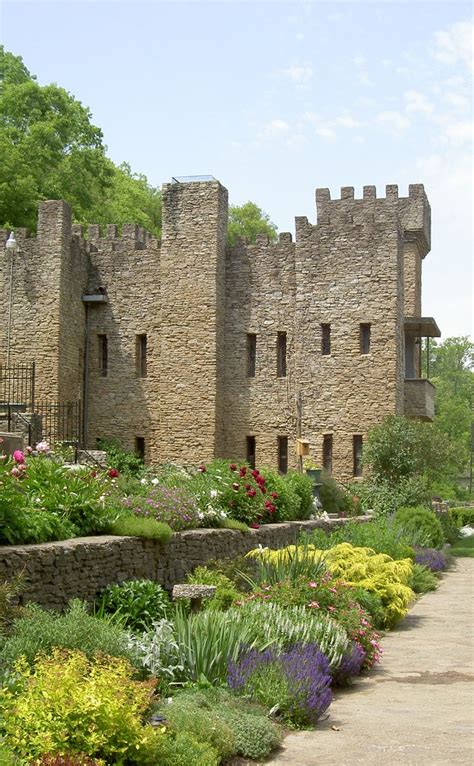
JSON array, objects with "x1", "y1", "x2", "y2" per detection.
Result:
[{"x1": 0, "y1": 177, "x2": 440, "y2": 481}]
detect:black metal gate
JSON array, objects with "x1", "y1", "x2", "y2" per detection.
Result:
[{"x1": 0, "y1": 362, "x2": 35, "y2": 431}]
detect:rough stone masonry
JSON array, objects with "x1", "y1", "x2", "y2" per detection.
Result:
[{"x1": 0, "y1": 179, "x2": 440, "y2": 481}]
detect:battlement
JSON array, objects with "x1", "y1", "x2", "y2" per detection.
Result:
[
  {"x1": 315, "y1": 183, "x2": 430, "y2": 255},
  {"x1": 71, "y1": 222, "x2": 159, "y2": 250}
]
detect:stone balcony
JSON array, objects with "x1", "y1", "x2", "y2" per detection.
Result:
[{"x1": 404, "y1": 378, "x2": 435, "y2": 421}]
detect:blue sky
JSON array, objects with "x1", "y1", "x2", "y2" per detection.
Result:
[{"x1": 1, "y1": 1, "x2": 472, "y2": 338}]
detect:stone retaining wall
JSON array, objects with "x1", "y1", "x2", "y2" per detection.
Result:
[{"x1": 0, "y1": 517, "x2": 371, "y2": 610}]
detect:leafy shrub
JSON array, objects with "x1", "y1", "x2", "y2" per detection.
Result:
[
  {"x1": 171, "y1": 606, "x2": 266, "y2": 684},
  {"x1": 319, "y1": 472, "x2": 354, "y2": 515},
  {"x1": 0, "y1": 508, "x2": 76, "y2": 546},
  {"x1": 394, "y1": 506, "x2": 444, "y2": 549},
  {"x1": 34, "y1": 755, "x2": 102, "y2": 765},
  {"x1": 0, "y1": 746, "x2": 19, "y2": 766},
  {"x1": 127, "y1": 619, "x2": 183, "y2": 684},
  {"x1": 106, "y1": 515, "x2": 173, "y2": 542},
  {"x1": 0, "y1": 649, "x2": 161, "y2": 762},
  {"x1": 217, "y1": 518, "x2": 250, "y2": 531},
  {"x1": 350, "y1": 586, "x2": 386, "y2": 630},
  {"x1": 283, "y1": 471, "x2": 314, "y2": 519},
  {"x1": 97, "y1": 437, "x2": 145, "y2": 477},
  {"x1": 0, "y1": 574, "x2": 25, "y2": 634},
  {"x1": 120, "y1": 485, "x2": 201, "y2": 531},
  {"x1": 95, "y1": 579, "x2": 170, "y2": 631},
  {"x1": 437, "y1": 511, "x2": 460, "y2": 545},
  {"x1": 149, "y1": 732, "x2": 219, "y2": 766},
  {"x1": 449, "y1": 536, "x2": 474, "y2": 557},
  {"x1": 408, "y1": 563, "x2": 439, "y2": 594},
  {"x1": 160, "y1": 697, "x2": 236, "y2": 761},
  {"x1": 450, "y1": 507, "x2": 474, "y2": 528},
  {"x1": 414, "y1": 547, "x2": 447, "y2": 572},
  {"x1": 245, "y1": 542, "x2": 327, "y2": 586},
  {"x1": 230, "y1": 600, "x2": 349, "y2": 670},
  {"x1": 303, "y1": 518, "x2": 415, "y2": 561},
  {"x1": 186, "y1": 566, "x2": 241, "y2": 611},
  {"x1": 159, "y1": 687, "x2": 280, "y2": 761},
  {"x1": 228, "y1": 643, "x2": 332, "y2": 726},
  {"x1": 350, "y1": 475, "x2": 430, "y2": 516},
  {"x1": 0, "y1": 600, "x2": 137, "y2": 670}
]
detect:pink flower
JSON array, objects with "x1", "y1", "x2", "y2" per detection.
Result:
[
  {"x1": 26, "y1": 446, "x2": 33, "y2": 455},
  {"x1": 250, "y1": 522, "x2": 260, "y2": 529},
  {"x1": 308, "y1": 581, "x2": 318, "y2": 588},
  {"x1": 198, "y1": 464, "x2": 207, "y2": 472},
  {"x1": 229, "y1": 463, "x2": 237, "y2": 471},
  {"x1": 10, "y1": 466, "x2": 21, "y2": 477},
  {"x1": 327, "y1": 606, "x2": 336, "y2": 612},
  {"x1": 308, "y1": 601, "x2": 320, "y2": 608},
  {"x1": 13, "y1": 450, "x2": 24, "y2": 464}
]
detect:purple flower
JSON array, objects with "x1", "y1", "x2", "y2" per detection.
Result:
[
  {"x1": 414, "y1": 548, "x2": 447, "y2": 572},
  {"x1": 333, "y1": 642, "x2": 366, "y2": 686}
]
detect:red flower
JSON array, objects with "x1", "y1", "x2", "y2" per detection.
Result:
[
  {"x1": 245, "y1": 484, "x2": 251, "y2": 491},
  {"x1": 271, "y1": 492, "x2": 278, "y2": 499},
  {"x1": 232, "y1": 482, "x2": 240, "y2": 491},
  {"x1": 250, "y1": 522, "x2": 260, "y2": 529},
  {"x1": 239, "y1": 467, "x2": 247, "y2": 477},
  {"x1": 229, "y1": 463, "x2": 237, "y2": 471},
  {"x1": 251, "y1": 469, "x2": 259, "y2": 479},
  {"x1": 198, "y1": 464, "x2": 207, "y2": 472},
  {"x1": 247, "y1": 489, "x2": 256, "y2": 497},
  {"x1": 260, "y1": 486, "x2": 267, "y2": 494},
  {"x1": 90, "y1": 470, "x2": 97, "y2": 478},
  {"x1": 256, "y1": 475, "x2": 265, "y2": 486},
  {"x1": 108, "y1": 468, "x2": 119, "y2": 478}
]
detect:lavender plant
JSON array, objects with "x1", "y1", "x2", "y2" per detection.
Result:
[
  {"x1": 332, "y1": 642, "x2": 366, "y2": 686},
  {"x1": 228, "y1": 643, "x2": 332, "y2": 726},
  {"x1": 122, "y1": 485, "x2": 201, "y2": 530},
  {"x1": 414, "y1": 548, "x2": 447, "y2": 572}
]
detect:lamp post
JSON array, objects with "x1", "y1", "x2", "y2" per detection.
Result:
[{"x1": 5, "y1": 231, "x2": 19, "y2": 367}]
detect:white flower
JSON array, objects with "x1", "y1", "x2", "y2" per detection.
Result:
[
  {"x1": 140, "y1": 478, "x2": 148, "y2": 485},
  {"x1": 210, "y1": 489, "x2": 218, "y2": 499},
  {"x1": 151, "y1": 478, "x2": 160, "y2": 486},
  {"x1": 36, "y1": 440, "x2": 50, "y2": 453}
]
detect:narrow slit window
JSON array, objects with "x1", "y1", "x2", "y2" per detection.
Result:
[
  {"x1": 353, "y1": 435, "x2": 363, "y2": 477},
  {"x1": 246, "y1": 435, "x2": 256, "y2": 469},
  {"x1": 322, "y1": 434, "x2": 333, "y2": 475},
  {"x1": 360, "y1": 323, "x2": 371, "y2": 354},
  {"x1": 247, "y1": 333, "x2": 256, "y2": 377},
  {"x1": 321, "y1": 324, "x2": 331, "y2": 355},
  {"x1": 135, "y1": 437, "x2": 145, "y2": 461},
  {"x1": 98, "y1": 334, "x2": 108, "y2": 377},
  {"x1": 278, "y1": 436, "x2": 288, "y2": 474},
  {"x1": 136, "y1": 334, "x2": 147, "y2": 378},
  {"x1": 277, "y1": 331, "x2": 287, "y2": 377}
]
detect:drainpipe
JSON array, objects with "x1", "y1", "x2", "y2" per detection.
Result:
[{"x1": 81, "y1": 293, "x2": 108, "y2": 449}]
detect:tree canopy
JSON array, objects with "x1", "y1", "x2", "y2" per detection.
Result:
[{"x1": 227, "y1": 201, "x2": 278, "y2": 247}]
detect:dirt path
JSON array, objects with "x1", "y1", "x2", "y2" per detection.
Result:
[{"x1": 268, "y1": 558, "x2": 474, "y2": 766}]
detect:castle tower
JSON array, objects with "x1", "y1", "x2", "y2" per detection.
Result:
[{"x1": 158, "y1": 178, "x2": 228, "y2": 463}]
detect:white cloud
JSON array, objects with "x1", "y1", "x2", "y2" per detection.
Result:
[
  {"x1": 281, "y1": 64, "x2": 313, "y2": 84},
  {"x1": 375, "y1": 111, "x2": 410, "y2": 134},
  {"x1": 404, "y1": 90, "x2": 433, "y2": 115},
  {"x1": 434, "y1": 20, "x2": 474, "y2": 73},
  {"x1": 252, "y1": 118, "x2": 291, "y2": 147},
  {"x1": 442, "y1": 121, "x2": 473, "y2": 146}
]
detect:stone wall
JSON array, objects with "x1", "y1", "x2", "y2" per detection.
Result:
[{"x1": 0, "y1": 517, "x2": 371, "y2": 610}]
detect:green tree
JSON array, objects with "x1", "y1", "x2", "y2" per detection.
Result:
[
  {"x1": 227, "y1": 201, "x2": 278, "y2": 247},
  {"x1": 0, "y1": 46, "x2": 113, "y2": 230}
]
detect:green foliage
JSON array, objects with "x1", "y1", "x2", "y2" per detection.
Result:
[
  {"x1": 449, "y1": 535, "x2": 474, "y2": 557},
  {"x1": 394, "y1": 506, "x2": 444, "y2": 549},
  {"x1": 91, "y1": 162, "x2": 161, "y2": 238},
  {"x1": 437, "y1": 511, "x2": 460, "y2": 545},
  {"x1": 160, "y1": 697, "x2": 235, "y2": 761},
  {"x1": 217, "y1": 517, "x2": 250, "y2": 532},
  {"x1": 350, "y1": 587, "x2": 386, "y2": 630},
  {"x1": 171, "y1": 606, "x2": 266, "y2": 684},
  {"x1": 283, "y1": 471, "x2": 314, "y2": 519},
  {"x1": 303, "y1": 518, "x2": 416, "y2": 561},
  {"x1": 0, "y1": 574, "x2": 25, "y2": 635},
  {"x1": 408, "y1": 563, "x2": 439, "y2": 594},
  {"x1": 0, "y1": 649, "x2": 160, "y2": 763},
  {"x1": 351, "y1": 475, "x2": 430, "y2": 517},
  {"x1": 95, "y1": 580, "x2": 170, "y2": 632},
  {"x1": 244, "y1": 542, "x2": 328, "y2": 587},
  {"x1": 227, "y1": 201, "x2": 277, "y2": 247},
  {"x1": 160, "y1": 688, "x2": 279, "y2": 762},
  {"x1": 450, "y1": 507, "x2": 474, "y2": 528},
  {"x1": 0, "y1": 600, "x2": 137, "y2": 670},
  {"x1": 150, "y1": 731, "x2": 219, "y2": 766},
  {"x1": 186, "y1": 567, "x2": 241, "y2": 611},
  {"x1": 229, "y1": 601, "x2": 349, "y2": 669},
  {"x1": 319, "y1": 472, "x2": 355, "y2": 515},
  {"x1": 97, "y1": 438, "x2": 145, "y2": 477},
  {"x1": 364, "y1": 415, "x2": 458, "y2": 486},
  {"x1": 106, "y1": 515, "x2": 173, "y2": 542}
]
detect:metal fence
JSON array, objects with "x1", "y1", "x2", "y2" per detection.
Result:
[
  {"x1": 31, "y1": 401, "x2": 82, "y2": 446},
  {"x1": 0, "y1": 362, "x2": 35, "y2": 431}
]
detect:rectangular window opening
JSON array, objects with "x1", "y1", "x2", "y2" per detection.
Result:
[
  {"x1": 98, "y1": 334, "x2": 108, "y2": 377},
  {"x1": 322, "y1": 434, "x2": 333, "y2": 475},
  {"x1": 360, "y1": 323, "x2": 371, "y2": 354},
  {"x1": 135, "y1": 437, "x2": 145, "y2": 461},
  {"x1": 353, "y1": 435, "x2": 363, "y2": 477},
  {"x1": 246, "y1": 435, "x2": 256, "y2": 469},
  {"x1": 321, "y1": 324, "x2": 331, "y2": 355},
  {"x1": 246, "y1": 333, "x2": 256, "y2": 377},
  {"x1": 136, "y1": 334, "x2": 147, "y2": 378},
  {"x1": 277, "y1": 331, "x2": 287, "y2": 377},
  {"x1": 278, "y1": 436, "x2": 288, "y2": 474}
]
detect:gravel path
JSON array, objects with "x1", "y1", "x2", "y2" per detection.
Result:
[{"x1": 268, "y1": 558, "x2": 474, "y2": 766}]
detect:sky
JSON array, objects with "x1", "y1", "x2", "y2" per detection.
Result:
[{"x1": 1, "y1": 0, "x2": 472, "y2": 339}]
